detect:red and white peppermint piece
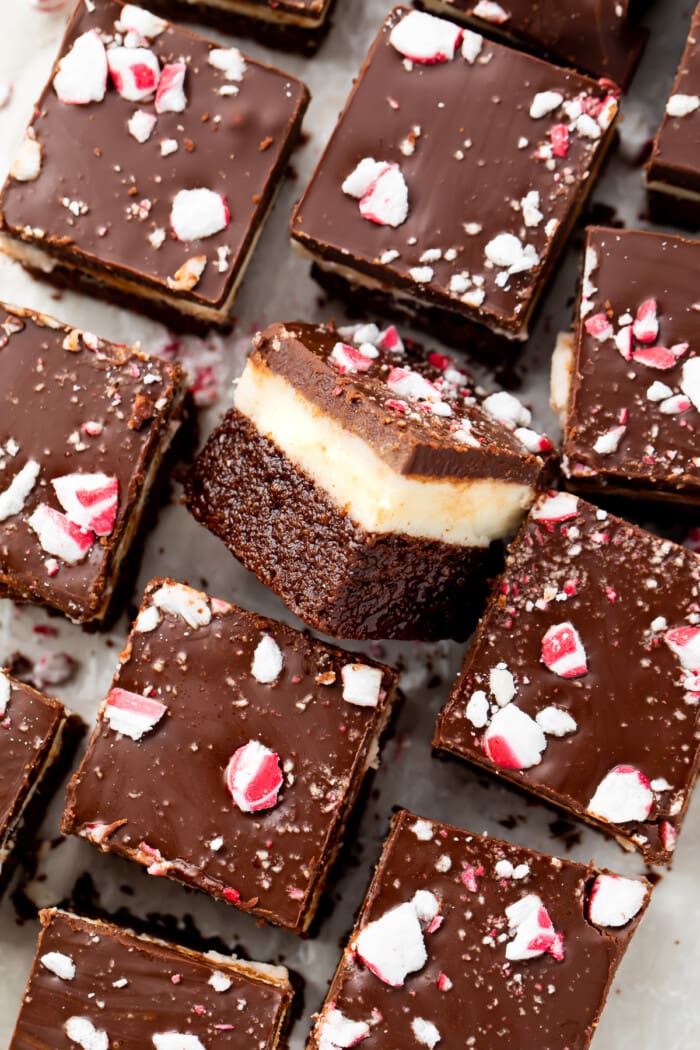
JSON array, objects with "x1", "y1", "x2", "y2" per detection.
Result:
[
  {"x1": 155, "y1": 62, "x2": 187, "y2": 114},
  {"x1": 63, "y1": 1017, "x2": 108, "y2": 1050},
  {"x1": 482, "y1": 390, "x2": 531, "y2": 429},
  {"x1": 360, "y1": 164, "x2": 409, "y2": 228},
  {"x1": 660, "y1": 820, "x2": 678, "y2": 853},
  {"x1": 40, "y1": 951, "x2": 76, "y2": 980},
  {"x1": 614, "y1": 325, "x2": 633, "y2": 360},
  {"x1": 584, "y1": 312, "x2": 613, "y2": 342},
  {"x1": 104, "y1": 687, "x2": 167, "y2": 741},
  {"x1": 411, "y1": 1019, "x2": 440, "y2": 1049},
  {"x1": 28, "y1": 504, "x2": 94, "y2": 564},
  {"x1": 660, "y1": 394, "x2": 691, "y2": 415},
  {"x1": 632, "y1": 299, "x2": 658, "y2": 343},
  {"x1": 52, "y1": 472, "x2": 119, "y2": 536},
  {"x1": 483, "y1": 705, "x2": 546, "y2": 770},
  {"x1": 588, "y1": 874, "x2": 647, "y2": 928},
  {"x1": 541, "y1": 622, "x2": 588, "y2": 678},
  {"x1": 473, "y1": 0, "x2": 509, "y2": 22},
  {"x1": 152, "y1": 1036, "x2": 205, "y2": 1050},
  {"x1": 377, "y1": 325, "x2": 404, "y2": 353},
  {"x1": 330, "y1": 342, "x2": 374, "y2": 374},
  {"x1": 681, "y1": 356, "x2": 700, "y2": 411},
  {"x1": 341, "y1": 663, "x2": 383, "y2": 707},
  {"x1": 107, "y1": 46, "x2": 160, "y2": 102},
  {"x1": 317, "y1": 1010, "x2": 370, "y2": 1050},
  {"x1": 665, "y1": 625, "x2": 700, "y2": 671},
  {"x1": 529, "y1": 91, "x2": 563, "y2": 119},
  {"x1": 251, "y1": 634, "x2": 284, "y2": 684},
  {"x1": 152, "y1": 582, "x2": 212, "y2": 628},
  {"x1": 461, "y1": 29, "x2": 483, "y2": 64},
  {"x1": 389, "y1": 11, "x2": 462, "y2": 64},
  {"x1": 127, "y1": 109, "x2": 157, "y2": 143},
  {"x1": 355, "y1": 890, "x2": 438, "y2": 987},
  {"x1": 632, "y1": 343, "x2": 687, "y2": 370},
  {"x1": 116, "y1": 5, "x2": 168, "y2": 38},
  {"x1": 225, "y1": 740, "x2": 283, "y2": 813},
  {"x1": 550, "y1": 123, "x2": 569, "y2": 157},
  {"x1": 171, "y1": 188, "x2": 230, "y2": 241},
  {"x1": 532, "y1": 491, "x2": 578, "y2": 524},
  {"x1": 593, "y1": 424, "x2": 626, "y2": 455},
  {"x1": 387, "y1": 367, "x2": 440, "y2": 403},
  {"x1": 505, "y1": 894, "x2": 564, "y2": 962},
  {"x1": 0, "y1": 459, "x2": 39, "y2": 521},
  {"x1": 588, "y1": 765, "x2": 653, "y2": 823},
  {"x1": 53, "y1": 30, "x2": 108, "y2": 105},
  {"x1": 341, "y1": 158, "x2": 384, "y2": 197}
]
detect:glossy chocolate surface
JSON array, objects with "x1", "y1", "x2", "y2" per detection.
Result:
[
  {"x1": 647, "y1": 3, "x2": 700, "y2": 194},
  {"x1": 0, "y1": 0, "x2": 309, "y2": 312},
  {"x1": 252, "y1": 322, "x2": 549, "y2": 482},
  {"x1": 63, "y1": 580, "x2": 397, "y2": 931},
  {"x1": 291, "y1": 6, "x2": 618, "y2": 336},
  {"x1": 9, "y1": 909, "x2": 292, "y2": 1050},
  {"x1": 562, "y1": 226, "x2": 700, "y2": 501},
  {"x1": 309, "y1": 811, "x2": 649, "y2": 1050},
  {"x1": 436, "y1": 493, "x2": 700, "y2": 864},
  {"x1": 0, "y1": 304, "x2": 184, "y2": 621}
]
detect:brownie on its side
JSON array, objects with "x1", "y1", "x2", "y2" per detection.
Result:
[
  {"x1": 309, "y1": 810, "x2": 650, "y2": 1050},
  {"x1": 187, "y1": 321, "x2": 552, "y2": 640},
  {"x1": 435, "y1": 490, "x2": 700, "y2": 866},
  {"x1": 0, "y1": 0, "x2": 309, "y2": 329},
  {"x1": 646, "y1": 3, "x2": 700, "y2": 229},
  {"x1": 9, "y1": 909, "x2": 293, "y2": 1049},
  {"x1": 63, "y1": 579, "x2": 399, "y2": 934},
  {"x1": 559, "y1": 226, "x2": 700, "y2": 504},
  {"x1": 418, "y1": 0, "x2": 648, "y2": 89},
  {"x1": 0, "y1": 671, "x2": 78, "y2": 895},
  {"x1": 290, "y1": 7, "x2": 619, "y2": 347},
  {"x1": 0, "y1": 303, "x2": 186, "y2": 623}
]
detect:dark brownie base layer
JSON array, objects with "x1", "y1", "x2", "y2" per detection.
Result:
[
  {"x1": 187, "y1": 409, "x2": 498, "y2": 640},
  {"x1": 645, "y1": 187, "x2": 700, "y2": 232}
]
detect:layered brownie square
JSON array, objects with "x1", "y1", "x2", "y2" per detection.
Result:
[
  {"x1": 9, "y1": 908, "x2": 293, "y2": 1049},
  {"x1": 435, "y1": 490, "x2": 700, "y2": 865},
  {"x1": 0, "y1": 0, "x2": 309, "y2": 328},
  {"x1": 290, "y1": 7, "x2": 619, "y2": 345},
  {"x1": 559, "y1": 226, "x2": 700, "y2": 503},
  {"x1": 646, "y1": 3, "x2": 700, "y2": 228},
  {"x1": 187, "y1": 321, "x2": 551, "y2": 640},
  {"x1": 418, "y1": 1, "x2": 648, "y2": 89},
  {"x1": 309, "y1": 810, "x2": 650, "y2": 1050},
  {"x1": 0, "y1": 303, "x2": 186, "y2": 623},
  {"x1": 145, "y1": 0, "x2": 335, "y2": 53},
  {"x1": 0, "y1": 671, "x2": 77, "y2": 894},
  {"x1": 63, "y1": 579, "x2": 399, "y2": 933}
]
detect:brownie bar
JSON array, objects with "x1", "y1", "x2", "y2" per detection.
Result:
[
  {"x1": 646, "y1": 2, "x2": 700, "y2": 229},
  {"x1": 145, "y1": 0, "x2": 336, "y2": 53},
  {"x1": 0, "y1": 0, "x2": 309, "y2": 328},
  {"x1": 0, "y1": 303, "x2": 186, "y2": 623},
  {"x1": 63, "y1": 579, "x2": 399, "y2": 933},
  {"x1": 309, "y1": 810, "x2": 651, "y2": 1050},
  {"x1": 9, "y1": 909, "x2": 292, "y2": 1050},
  {"x1": 187, "y1": 321, "x2": 551, "y2": 640},
  {"x1": 435, "y1": 491, "x2": 700, "y2": 865},
  {"x1": 0, "y1": 671, "x2": 76, "y2": 895},
  {"x1": 560, "y1": 226, "x2": 700, "y2": 504},
  {"x1": 418, "y1": 0, "x2": 648, "y2": 89},
  {"x1": 291, "y1": 7, "x2": 619, "y2": 345}
]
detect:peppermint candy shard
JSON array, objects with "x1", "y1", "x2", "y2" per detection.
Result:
[
  {"x1": 116, "y1": 6, "x2": 168, "y2": 38},
  {"x1": 0, "y1": 459, "x2": 40, "y2": 521},
  {"x1": 632, "y1": 299, "x2": 658, "y2": 344},
  {"x1": 53, "y1": 30, "x2": 108, "y2": 105},
  {"x1": 587, "y1": 765, "x2": 653, "y2": 824},
  {"x1": 330, "y1": 342, "x2": 374, "y2": 374},
  {"x1": 532, "y1": 491, "x2": 578, "y2": 524},
  {"x1": 0, "y1": 673, "x2": 10, "y2": 718},
  {"x1": 63, "y1": 1017, "x2": 109, "y2": 1050},
  {"x1": 10, "y1": 132, "x2": 42, "y2": 182},
  {"x1": 359, "y1": 164, "x2": 409, "y2": 228},
  {"x1": 226, "y1": 740, "x2": 284, "y2": 813},
  {"x1": 681, "y1": 357, "x2": 700, "y2": 411},
  {"x1": 541, "y1": 622, "x2": 588, "y2": 678},
  {"x1": 251, "y1": 634, "x2": 284, "y2": 684},
  {"x1": 40, "y1": 951, "x2": 76, "y2": 980},
  {"x1": 28, "y1": 504, "x2": 94, "y2": 565},
  {"x1": 341, "y1": 663, "x2": 383, "y2": 707},
  {"x1": 355, "y1": 890, "x2": 439, "y2": 987},
  {"x1": 535, "y1": 706, "x2": 577, "y2": 737},
  {"x1": 128, "y1": 109, "x2": 157, "y2": 143},
  {"x1": 665, "y1": 624, "x2": 700, "y2": 671},
  {"x1": 152, "y1": 582, "x2": 211, "y2": 628},
  {"x1": 153, "y1": 1035, "x2": 206, "y2": 1050},
  {"x1": 317, "y1": 1009, "x2": 370, "y2": 1050},
  {"x1": 483, "y1": 705, "x2": 547, "y2": 770},
  {"x1": 171, "y1": 188, "x2": 230, "y2": 241},
  {"x1": 505, "y1": 894, "x2": 564, "y2": 962},
  {"x1": 208, "y1": 47, "x2": 247, "y2": 82},
  {"x1": 52, "y1": 472, "x2": 119, "y2": 536},
  {"x1": 588, "y1": 874, "x2": 648, "y2": 928},
  {"x1": 388, "y1": 11, "x2": 463, "y2": 64},
  {"x1": 155, "y1": 62, "x2": 187, "y2": 114},
  {"x1": 107, "y1": 46, "x2": 160, "y2": 102},
  {"x1": 105, "y1": 687, "x2": 167, "y2": 741}
]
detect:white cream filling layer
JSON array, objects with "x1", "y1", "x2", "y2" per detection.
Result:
[
  {"x1": 176, "y1": 0, "x2": 327, "y2": 28},
  {"x1": 645, "y1": 177, "x2": 700, "y2": 204},
  {"x1": 235, "y1": 361, "x2": 535, "y2": 547}
]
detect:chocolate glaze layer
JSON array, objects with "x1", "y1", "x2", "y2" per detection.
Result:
[
  {"x1": 146, "y1": 0, "x2": 335, "y2": 53},
  {"x1": 309, "y1": 810, "x2": 650, "y2": 1050},
  {"x1": 421, "y1": 0, "x2": 648, "y2": 88},
  {"x1": 0, "y1": 304, "x2": 185, "y2": 622},
  {"x1": 187, "y1": 409, "x2": 499, "y2": 640},
  {"x1": 0, "y1": 0, "x2": 309, "y2": 317},
  {"x1": 436, "y1": 493, "x2": 700, "y2": 865},
  {"x1": 10, "y1": 909, "x2": 292, "y2": 1050},
  {"x1": 63, "y1": 580, "x2": 398, "y2": 932},
  {"x1": 647, "y1": 3, "x2": 700, "y2": 196},
  {"x1": 562, "y1": 227, "x2": 700, "y2": 502},
  {"x1": 291, "y1": 6, "x2": 618, "y2": 337},
  {"x1": 250, "y1": 322, "x2": 548, "y2": 482}
]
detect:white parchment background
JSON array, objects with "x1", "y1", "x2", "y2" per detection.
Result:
[{"x1": 0, "y1": 1, "x2": 697, "y2": 1047}]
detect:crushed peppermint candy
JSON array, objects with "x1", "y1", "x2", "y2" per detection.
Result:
[
  {"x1": 317, "y1": 1009, "x2": 370, "y2": 1050},
  {"x1": 341, "y1": 663, "x2": 383, "y2": 707},
  {"x1": 505, "y1": 894, "x2": 564, "y2": 962},
  {"x1": 155, "y1": 62, "x2": 187, "y2": 114},
  {"x1": 541, "y1": 622, "x2": 588, "y2": 678},
  {"x1": 354, "y1": 890, "x2": 439, "y2": 987},
  {"x1": 587, "y1": 765, "x2": 653, "y2": 824},
  {"x1": 251, "y1": 634, "x2": 284, "y2": 684},
  {"x1": 483, "y1": 704, "x2": 547, "y2": 770},
  {"x1": 342, "y1": 158, "x2": 409, "y2": 228},
  {"x1": 225, "y1": 740, "x2": 284, "y2": 814},
  {"x1": 208, "y1": 47, "x2": 247, "y2": 82},
  {"x1": 0, "y1": 460, "x2": 40, "y2": 521},
  {"x1": 40, "y1": 952, "x2": 76, "y2": 980},
  {"x1": 104, "y1": 687, "x2": 167, "y2": 741},
  {"x1": 28, "y1": 504, "x2": 94, "y2": 565},
  {"x1": 152, "y1": 582, "x2": 212, "y2": 629},
  {"x1": 588, "y1": 874, "x2": 647, "y2": 928},
  {"x1": 63, "y1": 1017, "x2": 109, "y2": 1050},
  {"x1": 171, "y1": 188, "x2": 230, "y2": 242},
  {"x1": 388, "y1": 11, "x2": 462, "y2": 64},
  {"x1": 52, "y1": 473, "x2": 119, "y2": 536},
  {"x1": 107, "y1": 46, "x2": 160, "y2": 103},
  {"x1": 53, "y1": 30, "x2": 107, "y2": 105}
]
